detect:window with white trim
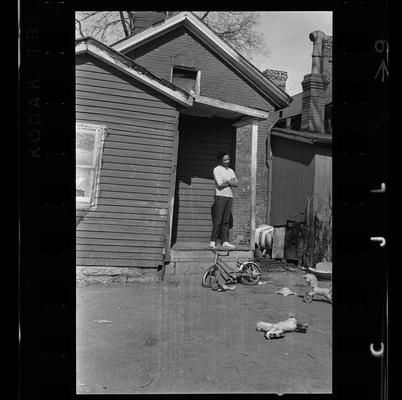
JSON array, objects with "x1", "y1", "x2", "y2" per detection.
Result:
[{"x1": 76, "y1": 122, "x2": 107, "y2": 210}]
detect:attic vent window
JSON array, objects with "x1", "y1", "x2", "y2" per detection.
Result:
[{"x1": 172, "y1": 66, "x2": 200, "y2": 95}]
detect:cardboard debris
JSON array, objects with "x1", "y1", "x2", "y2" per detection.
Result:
[{"x1": 276, "y1": 287, "x2": 297, "y2": 296}]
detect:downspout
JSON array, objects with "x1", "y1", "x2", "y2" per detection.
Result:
[
  {"x1": 266, "y1": 127, "x2": 273, "y2": 226},
  {"x1": 266, "y1": 114, "x2": 279, "y2": 226}
]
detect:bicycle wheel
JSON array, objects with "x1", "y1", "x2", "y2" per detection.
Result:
[
  {"x1": 202, "y1": 265, "x2": 218, "y2": 288},
  {"x1": 240, "y1": 262, "x2": 262, "y2": 285}
]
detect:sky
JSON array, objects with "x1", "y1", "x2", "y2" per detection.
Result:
[{"x1": 251, "y1": 12, "x2": 333, "y2": 96}]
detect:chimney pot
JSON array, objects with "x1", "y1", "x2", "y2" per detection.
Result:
[
  {"x1": 301, "y1": 31, "x2": 330, "y2": 133},
  {"x1": 262, "y1": 69, "x2": 288, "y2": 92}
]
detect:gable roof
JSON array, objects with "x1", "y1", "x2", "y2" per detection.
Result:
[
  {"x1": 112, "y1": 11, "x2": 293, "y2": 110},
  {"x1": 75, "y1": 36, "x2": 193, "y2": 107},
  {"x1": 272, "y1": 127, "x2": 332, "y2": 146}
]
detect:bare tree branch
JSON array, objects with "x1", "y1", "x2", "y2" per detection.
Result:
[
  {"x1": 75, "y1": 18, "x2": 84, "y2": 37},
  {"x1": 127, "y1": 11, "x2": 135, "y2": 33},
  {"x1": 119, "y1": 11, "x2": 129, "y2": 37},
  {"x1": 200, "y1": 12, "x2": 210, "y2": 21},
  {"x1": 76, "y1": 11, "x2": 271, "y2": 58}
]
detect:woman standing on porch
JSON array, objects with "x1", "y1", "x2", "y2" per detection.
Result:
[{"x1": 209, "y1": 150, "x2": 238, "y2": 250}]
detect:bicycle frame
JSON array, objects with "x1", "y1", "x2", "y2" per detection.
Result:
[{"x1": 211, "y1": 251, "x2": 242, "y2": 281}]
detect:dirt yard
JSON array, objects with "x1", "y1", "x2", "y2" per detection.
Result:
[{"x1": 76, "y1": 268, "x2": 332, "y2": 394}]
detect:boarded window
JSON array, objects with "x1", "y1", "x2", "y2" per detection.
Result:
[
  {"x1": 76, "y1": 122, "x2": 107, "y2": 210},
  {"x1": 172, "y1": 66, "x2": 199, "y2": 94}
]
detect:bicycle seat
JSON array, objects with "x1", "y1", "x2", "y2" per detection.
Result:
[{"x1": 209, "y1": 248, "x2": 229, "y2": 256}]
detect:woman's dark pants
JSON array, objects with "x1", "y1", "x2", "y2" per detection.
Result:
[{"x1": 210, "y1": 196, "x2": 233, "y2": 243}]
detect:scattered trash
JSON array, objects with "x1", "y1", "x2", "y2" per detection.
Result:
[
  {"x1": 307, "y1": 353, "x2": 316, "y2": 359},
  {"x1": 139, "y1": 377, "x2": 153, "y2": 388},
  {"x1": 94, "y1": 320, "x2": 112, "y2": 323},
  {"x1": 303, "y1": 274, "x2": 332, "y2": 303},
  {"x1": 306, "y1": 262, "x2": 332, "y2": 280},
  {"x1": 276, "y1": 287, "x2": 298, "y2": 296},
  {"x1": 256, "y1": 317, "x2": 308, "y2": 340},
  {"x1": 257, "y1": 281, "x2": 269, "y2": 285}
]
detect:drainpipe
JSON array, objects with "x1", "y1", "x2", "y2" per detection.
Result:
[
  {"x1": 266, "y1": 131, "x2": 273, "y2": 226},
  {"x1": 266, "y1": 114, "x2": 279, "y2": 226}
]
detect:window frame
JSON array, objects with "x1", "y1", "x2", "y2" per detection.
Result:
[
  {"x1": 171, "y1": 64, "x2": 201, "y2": 95},
  {"x1": 76, "y1": 122, "x2": 108, "y2": 211}
]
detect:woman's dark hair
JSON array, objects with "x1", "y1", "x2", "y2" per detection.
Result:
[{"x1": 217, "y1": 150, "x2": 229, "y2": 161}]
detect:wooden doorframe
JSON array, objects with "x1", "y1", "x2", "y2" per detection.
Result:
[
  {"x1": 249, "y1": 119, "x2": 258, "y2": 251},
  {"x1": 163, "y1": 111, "x2": 180, "y2": 264}
]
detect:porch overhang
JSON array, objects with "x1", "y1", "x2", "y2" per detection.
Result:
[{"x1": 180, "y1": 95, "x2": 270, "y2": 123}]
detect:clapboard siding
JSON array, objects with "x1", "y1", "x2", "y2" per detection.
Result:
[
  {"x1": 98, "y1": 195, "x2": 169, "y2": 206},
  {"x1": 82, "y1": 211, "x2": 167, "y2": 221},
  {"x1": 76, "y1": 245, "x2": 163, "y2": 254},
  {"x1": 172, "y1": 115, "x2": 235, "y2": 244},
  {"x1": 76, "y1": 53, "x2": 179, "y2": 268},
  {"x1": 76, "y1": 111, "x2": 175, "y2": 132},
  {"x1": 76, "y1": 105, "x2": 176, "y2": 126},
  {"x1": 102, "y1": 132, "x2": 173, "y2": 148},
  {"x1": 76, "y1": 96, "x2": 177, "y2": 121},
  {"x1": 80, "y1": 218, "x2": 167, "y2": 227},
  {"x1": 76, "y1": 90, "x2": 176, "y2": 114},
  {"x1": 76, "y1": 258, "x2": 158, "y2": 267},
  {"x1": 103, "y1": 147, "x2": 173, "y2": 161},
  {"x1": 78, "y1": 223, "x2": 163, "y2": 234},
  {"x1": 77, "y1": 230, "x2": 165, "y2": 242},
  {"x1": 78, "y1": 238, "x2": 164, "y2": 247},
  {"x1": 75, "y1": 77, "x2": 175, "y2": 105},
  {"x1": 85, "y1": 204, "x2": 169, "y2": 215},
  {"x1": 100, "y1": 175, "x2": 172, "y2": 187},
  {"x1": 101, "y1": 169, "x2": 171, "y2": 181}
]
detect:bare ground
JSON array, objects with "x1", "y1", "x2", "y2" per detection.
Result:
[{"x1": 76, "y1": 268, "x2": 332, "y2": 394}]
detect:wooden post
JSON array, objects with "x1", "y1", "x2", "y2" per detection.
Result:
[
  {"x1": 272, "y1": 226, "x2": 286, "y2": 259},
  {"x1": 266, "y1": 126, "x2": 273, "y2": 226},
  {"x1": 250, "y1": 120, "x2": 258, "y2": 250},
  {"x1": 162, "y1": 112, "x2": 180, "y2": 279}
]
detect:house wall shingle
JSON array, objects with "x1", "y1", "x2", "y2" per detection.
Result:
[
  {"x1": 125, "y1": 26, "x2": 275, "y2": 112},
  {"x1": 76, "y1": 53, "x2": 179, "y2": 267},
  {"x1": 124, "y1": 26, "x2": 278, "y2": 243}
]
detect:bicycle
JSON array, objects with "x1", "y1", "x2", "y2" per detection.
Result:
[{"x1": 201, "y1": 248, "x2": 262, "y2": 287}]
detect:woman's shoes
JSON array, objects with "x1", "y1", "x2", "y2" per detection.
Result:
[
  {"x1": 222, "y1": 242, "x2": 236, "y2": 250},
  {"x1": 219, "y1": 283, "x2": 236, "y2": 291}
]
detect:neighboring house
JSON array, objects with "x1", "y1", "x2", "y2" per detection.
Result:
[
  {"x1": 268, "y1": 32, "x2": 332, "y2": 229},
  {"x1": 75, "y1": 11, "x2": 292, "y2": 275}
]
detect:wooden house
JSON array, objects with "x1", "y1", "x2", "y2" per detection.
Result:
[
  {"x1": 266, "y1": 31, "x2": 332, "y2": 263},
  {"x1": 75, "y1": 11, "x2": 292, "y2": 277},
  {"x1": 269, "y1": 31, "x2": 332, "y2": 227}
]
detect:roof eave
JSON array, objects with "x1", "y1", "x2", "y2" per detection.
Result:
[
  {"x1": 76, "y1": 37, "x2": 193, "y2": 108},
  {"x1": 112, "y1": 12, "x2": 292, "y2": 110},
  {"x1": 272, "y1": 127, "x2": 332, "y2": 145}
]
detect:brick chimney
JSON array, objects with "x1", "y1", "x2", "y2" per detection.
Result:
[
  {"x1": 262, "y1": 69, "x2": 288, "y2": 92},
  {"x1": 132, "y1": 11, "x2": 167, "y2": 35},
  {"x1": 301, "y1": 31, "x2": 330, "y2": 133},
  {"x1": 322, "y1": 35, "x2": 333, "y2": 81}
]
